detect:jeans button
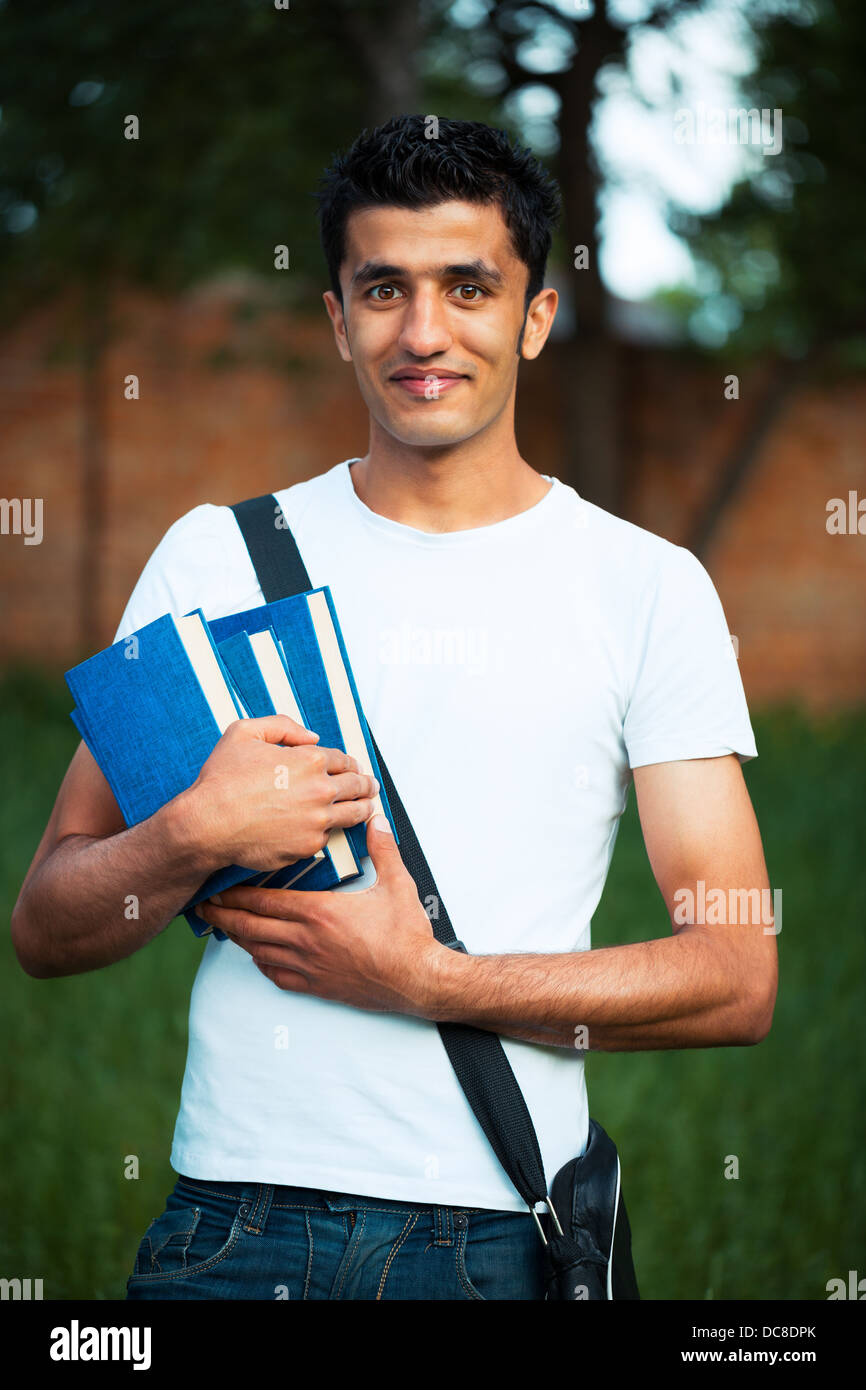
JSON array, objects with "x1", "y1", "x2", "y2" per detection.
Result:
[
  {"x1": 453, "y1": 1212, "x2": 468, "y2": 1228},
  {"x1": 239, "y1": 1203, "x2": 250, "y2": 1218}
]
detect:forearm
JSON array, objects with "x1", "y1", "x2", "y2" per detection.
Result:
[
  {"x1": 11, "y1": 790, "x2": 218, "y2": 978},
  {"x1": 425, "y1": 928, "x2": 769, "y2": 1050}
]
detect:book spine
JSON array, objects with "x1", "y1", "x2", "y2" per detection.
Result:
[{"x1": 317, "y1": 586, "x2": 400, "y2": 844}]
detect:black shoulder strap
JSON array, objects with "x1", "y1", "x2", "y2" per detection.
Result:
[{"x1": 230, "y1": 493, "x2": 551, "y2": 1217}]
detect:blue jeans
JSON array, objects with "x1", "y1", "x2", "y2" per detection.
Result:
[{"x1": 125, "y1": 1173, "x2": 549, "y2": 1300}]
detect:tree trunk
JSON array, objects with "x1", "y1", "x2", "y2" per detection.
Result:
[
  {"x1": 79, "y1": 277, "x2": 109, "y2": 655},
  {"x1": 688, "y1": 356, "x2": 806, "y2": 560},
  {"x1": 555, "y1": 6, "x2": 625, "y2": 515},
  {"x1": 340, "y1": 1, "x2": 423, "y2": 124}
]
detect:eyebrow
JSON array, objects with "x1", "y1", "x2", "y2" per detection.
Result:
[{"x1": 349, "y1": 259, "x2": 506, "y2": 291}]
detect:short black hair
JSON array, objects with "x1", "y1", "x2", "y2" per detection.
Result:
[{"x1": 315, "y1": 114, "x2": 562, "y2": 312}]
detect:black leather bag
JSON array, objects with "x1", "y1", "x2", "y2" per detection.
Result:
[
  {"x1": 230, "y1": 492, "x2": 640, "y2": 1301},
  {"x1": 544, "y1": 1118, "x2": 640, "y2": 1299}
]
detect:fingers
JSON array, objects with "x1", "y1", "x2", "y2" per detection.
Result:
[
  {"x1": 243, "y1": 714, "x2": 321, "y2": 746},
  {"x1": 317, "y1": 746, "x2": 363, "y2": 776},
  {"x1": 326, "y1": 769, "x2": 380, "y2": 803},
  {"x1": 328, "y1": 797, "x2": 377, "y2": 828}
]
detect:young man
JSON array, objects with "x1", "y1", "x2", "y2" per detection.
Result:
[{"x1": 12, "y1": 115, "x2": 776, "y2": 1301}]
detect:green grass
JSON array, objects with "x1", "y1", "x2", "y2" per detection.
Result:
[
  {"x1": 589, "y1": 702, "x2": 866, "y2": 1300},
  {"x1": 1, "y1": 667, "x2": 864, "y2": 1300}
]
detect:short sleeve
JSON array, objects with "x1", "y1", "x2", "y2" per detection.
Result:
[
  {"x1": 623, "y1": 544, "x2": 757, "y2": 769},
  {"x1": 111, "y1": 503, "x2": 238, "y2": 644}
]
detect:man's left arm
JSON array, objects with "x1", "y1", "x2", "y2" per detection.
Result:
[{"x1": 425, "y1": 753, "x2": 778, "y2": 1050}]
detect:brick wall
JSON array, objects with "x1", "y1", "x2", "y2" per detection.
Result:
[
  {"x1": 1, "y1": 283, "x2": 864, "y2": 710},
  {"x1": 625, "y1": 350, "x2": 866, "y2": 709}
]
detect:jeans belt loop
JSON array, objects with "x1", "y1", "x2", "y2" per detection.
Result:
[
  {"x1": 242, "y1": 1183, "x2": 275, "y2": 1236},
  {"x1": 434, "y1": 1205, "x2": 453, "y2": 1246}
]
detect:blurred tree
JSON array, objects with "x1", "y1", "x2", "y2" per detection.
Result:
[
  {"x1": 662, "y1": 0, "x2": 866, "y2": 553},
  {"x1": 673, "y1": 0, "x2": 866, "y2": 357},
  {"x1": 442, "y1": 0, "x2": 725, "y2": 516},
  {"x1": 442, "y1": 0, "x2": 864, "y2": 531},
  {"x1": 3, "y1": 0, "x2": 860, "y2": 618},
  {"x1": 0, "y1": 0, "x2": 434, "y2": 650}
]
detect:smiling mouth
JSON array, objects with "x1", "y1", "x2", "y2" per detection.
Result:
[{"x1": 389, "y1": 373, "x2": 468, "y2": 397}]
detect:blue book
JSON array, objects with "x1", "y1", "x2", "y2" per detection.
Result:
[
  {"x1": 217, "y1": 629, "x2": 290, "y2": 723},
  {"x1": 65, "y1": 610, "x2": 268, "y2": 941},
  {"x1": 205, "y1": 586, "x2": 399, "y2": 858}
]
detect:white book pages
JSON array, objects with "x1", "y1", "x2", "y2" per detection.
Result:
[
  {"x1": 176, "y1": 614, "x2": 243, "y2": 733},
  {"x1": 305, "y1": 591, "x2": 385, "y2": 824}
]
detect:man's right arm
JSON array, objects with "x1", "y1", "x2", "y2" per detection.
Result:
[{"x1": 11, "y1": 715, "x2": 377, "y2": 979}]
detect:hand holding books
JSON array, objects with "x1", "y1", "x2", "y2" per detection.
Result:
[
  {"x1": 65, "y1": 585, "x2": 398, "y2": 939},
  {"x1": 180, "y1": 713, "x2": 379, "y2": 875}
]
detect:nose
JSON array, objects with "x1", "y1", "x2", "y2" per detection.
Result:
[{"x1": 396, "y1": 286, "x2": 453, "y2": 358}]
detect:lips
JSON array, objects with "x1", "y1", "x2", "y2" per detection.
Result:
[{"x1": 389, "y1": 371, "x2": 467, "y2": 397}]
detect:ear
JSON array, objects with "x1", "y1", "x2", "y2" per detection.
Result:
[
  {"x1": 323, "y1": 290, "x2": 352, "y2": 362},
  {"x1": 520, "y1": 286, "x2": 558, "y2": 361}
]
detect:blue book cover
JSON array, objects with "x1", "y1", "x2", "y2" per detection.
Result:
[
  {"x1": 65, "y1": 611, "x2": 266, "y2": 941},
  {"x1": 205, "y1": 588, "x2": 398, "y2": 861},
  {"x1": 216, "y1": 630, "x2": 284, "y2": 723}
]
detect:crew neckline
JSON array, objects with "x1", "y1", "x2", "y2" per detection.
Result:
[{"x1": 338, "y1": 457, "x2": 561, "y2": 546}]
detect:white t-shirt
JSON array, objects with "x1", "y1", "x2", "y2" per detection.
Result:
[{"x1": 112, "y1": 458, "x2": 757, "y2": 1212}]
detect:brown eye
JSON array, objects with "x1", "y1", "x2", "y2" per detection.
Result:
[
  {"x1": 369, "y1": 285, "x2": 400, "y2": 301},
  {"x1": 455, "y1": 284, "x2": 483, "y2": 301}
]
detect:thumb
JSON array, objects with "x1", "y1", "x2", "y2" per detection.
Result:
[{"x1": 365, "y1": 812, "x2": 401, "y2": 874}]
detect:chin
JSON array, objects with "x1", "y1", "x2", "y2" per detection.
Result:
[
  {"x1": 389, "y1": 425, "x2": 479, "y2": 448},
  {"x1": 379, "y1": 408, "x2": 480, "y2": 447}
]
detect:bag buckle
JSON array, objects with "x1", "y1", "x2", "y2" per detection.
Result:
[{"x1": 531, "y1": 1196, "x2": 563, "y2": 1245}]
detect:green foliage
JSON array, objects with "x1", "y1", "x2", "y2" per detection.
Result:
[
  {"x1": 0, "y1": 2, "x2": 408, "y2": 316},
  {"x1": 0, "y1": 0, "x2": 500, "y2": 332},
  {"x1": 591, "y1": 700, "x2": 866, "y2": 1299},
  {"x1": 1, "y1": 666, "x2": 863, "y2": 1299},
  {"x1": 0, "y1": 666, "x2": 204, "y2": 1297},
  {"x1": 4, "y1": 0, "x2": 862, "y2": 363},
  {"x1": 667, "y1": 0, "x2": 866, "y2": 356}
]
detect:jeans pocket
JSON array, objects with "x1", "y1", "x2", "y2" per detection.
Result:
[
  {"x1": 132, "y1": 1206, "x2": 202, "y2": 1278},
  {"x1": 455, "y1": 1210, "x2": 547, "y2": 1301},
  {"x1": 128, "y1": 1185, "x2": 243, "y2": 1283}
]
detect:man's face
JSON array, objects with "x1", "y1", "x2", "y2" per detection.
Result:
[{"x1": 323, "y1": 199, "x2": 556, "y2": 450}]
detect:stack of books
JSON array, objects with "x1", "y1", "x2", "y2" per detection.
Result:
[{"x1": 65, "y1": 586, "x2": 397, "y2": 939}]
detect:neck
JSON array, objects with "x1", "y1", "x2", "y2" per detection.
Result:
[{"x1": 349, "y1": 421, "x2": 551, "y2": 535}]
